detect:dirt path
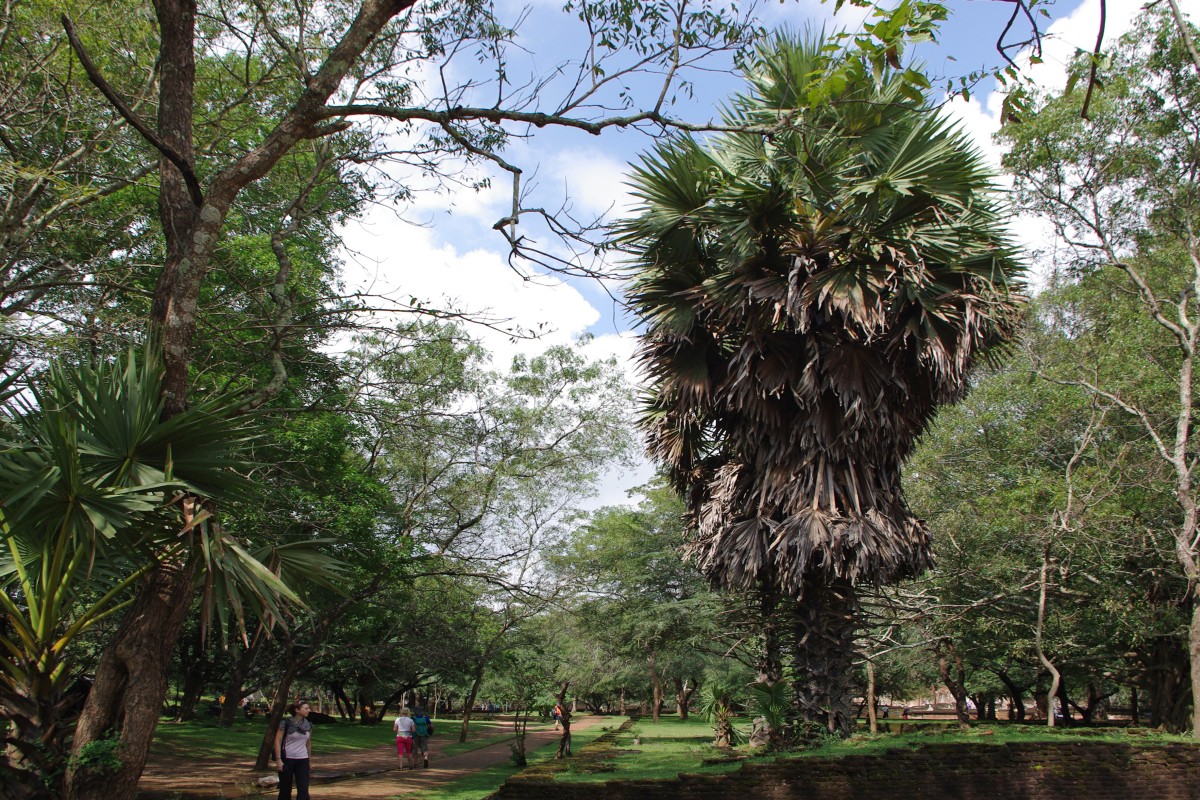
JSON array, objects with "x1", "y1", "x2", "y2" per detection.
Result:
[{"x1": 137, "y1": 715, "x2": 604, "y2": 799}]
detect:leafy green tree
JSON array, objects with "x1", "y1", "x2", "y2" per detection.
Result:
[
  {"x1": 553, "y1": 484, "x2": 722, "y2": 721},
  {"x1": 904, "y1": 299, "x2": 1192, "y2": 725},
  {"x1": 1000, "y1": 8, "x2": 1200, "y2": 734},
  {"x1": 619, "y1": 30, "x2": 1025, "y2": 734}
]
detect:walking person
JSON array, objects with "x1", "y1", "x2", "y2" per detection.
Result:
[
  {"x1": 274, "y1": 700, "x2": 313, "y2": 800},
  {"x1": 412, "y1": 707, "x2": 434, "y2": 768},
  {"x1": 394, "y1": 706, "x2": 418, "y2": 770},
  {"x1": 552, "y1": 702, "x2": 564, "y2": 731}
]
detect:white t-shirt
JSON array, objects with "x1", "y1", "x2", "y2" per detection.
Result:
[
  {"x1": 281, "y1": 718, "x2": 312, "y2": 759},
  {"x1": 394, "y1": 716, "x2": 415, "y2": 737}
]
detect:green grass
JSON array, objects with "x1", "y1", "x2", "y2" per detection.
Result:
[
  {"x1": 553, "y1": 716, "x2": 749, "y2": 784},
  {"x1": 410, "y1": 721, "x2": 616, "y2": 800},
  {"x1": 801, "y1": 720, "x2": 1196, "y2": 759},
  {"x1": 548, "y1": 716, "x2": 1200, "y2": 786},
  {"x1": 149, "y1": 714, "x2": 531, "y2": 760}
]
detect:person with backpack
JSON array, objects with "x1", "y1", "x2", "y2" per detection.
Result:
[
  {"x1": 394, "y1": 707, "x2": 418, "y2": 769},
  {"x1": 274, "y1": 700, "x2": 313, "y2": 800},
  {"x1": 552, "y1": 702, "x2": 564, "y2": 731},
  {"x1": 412, "y1": 707, "x2": 434, "y2": 768}
]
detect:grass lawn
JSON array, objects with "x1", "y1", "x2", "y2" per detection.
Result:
[
  {"x1": 411, "y1": 720, "x2": 617, "y2": 800},
  {"x1": 549, "y1": 716, "x2": 1200, "y2": 785},
  {"x1": 805, "y1": 719, "x2": 1196, "y2": 758},
  {"x1": 149, "y1": 713, "x2": 541, "y2": 760},
  {"x1": 553, "y1": 716, "x2": 750, "y2": 784}
]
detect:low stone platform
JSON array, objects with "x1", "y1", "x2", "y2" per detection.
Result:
[{"x1": 492, "y1": 740, "x2": 1200, "y2": 800}]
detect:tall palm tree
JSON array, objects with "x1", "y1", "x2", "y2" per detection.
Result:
[{"x1": 619, "y1": 32, "x2": 1026, "y2": 734}]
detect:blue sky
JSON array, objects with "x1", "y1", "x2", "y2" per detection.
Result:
[{"x1": 337, "y1": 0, "x2": 1162, "y2": 503}]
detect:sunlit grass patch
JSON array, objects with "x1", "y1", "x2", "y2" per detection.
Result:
[{"x1": 553, "y1": 715, "x2": 754, "y2": 784}]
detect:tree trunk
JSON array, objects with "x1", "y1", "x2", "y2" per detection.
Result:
[
  {"x1": 1190, "y1": 598, "x2": 1200, "y2": 736},
  {"x1": 936, "y1": 639, "x2": 970, "y2": 729},
  {"x1": 1140, "y1": 635, "x2": 1191, "y2": 731},
  {"x1": 674, "y1": 677, "x2": 695, "y2": 720},
  {"x1": 253, "y1": 657, "x2": 302, "y2": 770},
  {"x1": 1055, "y1": 677, "x2": 1072, "y2": 727},
  {"x1": 459, "y1": 659, "x2": 486, "y2": 744},
  {"x1": 648, "y1": 654, "x2": 664, "y2": 723},
  {"x1": 66, "y1": 559, "x2": 198, "y2": 800},
  {"x1": 757, "y1": 582, "x2": 783, "y2": 685},
  {"x1": 997, "y1": 671, "x2": 1026, "y2": 722},
  {"x1": 218, "y1": 627, "x2": 265, "y2": 727},
  {"x1": 173, "y1": 626, "x2": 213, "y2": 722},
  {"x1": 792, "y1": 574, "x2": 858, "y2": 737},
  {"x1": 1034, "y1": 541, "x2": 1061, "y2": 729},
  {"x1": 331, "y1": 681, "x2": 354, "y2": 720},
  {"x1": 555, "y1": 681, "x2": 572, "y2": 759},
  {"x1": 866, "y1": 660, "x2": 877, "y2": 734}
]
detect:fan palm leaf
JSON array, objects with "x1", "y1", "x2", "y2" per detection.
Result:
[{"x1": 0, "y1": 344, "x2": 336, "y2": 783}]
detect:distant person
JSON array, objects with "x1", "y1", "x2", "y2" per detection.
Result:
[
  {"x1": 552, "y1": 702, "x2": 564, "y2": 731},
  {"x1": 394, "y1": 707, "x2": 418, "y2": 769},
  {"x1": 412, "y1": 707, "x2": 434, "y2": 768},
  {"x1": 274, "y1": 700, "x2": 313, "y2": 800},
  {"x1": 901, "y1": 707, "x2": 910, "y2": 719}
]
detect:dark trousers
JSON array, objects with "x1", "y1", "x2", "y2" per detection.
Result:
[{"x1": 279, "y1": 756, "x2": 310, "y2": 800}]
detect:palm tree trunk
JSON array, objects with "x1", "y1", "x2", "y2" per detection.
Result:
[{"x1": 791, "y1": 574, "x2": 858, "y2": 737}]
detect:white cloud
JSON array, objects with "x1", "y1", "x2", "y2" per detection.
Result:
[
  {"x1": 936, "y1": 0, "x2": 1149, "y2": 288},
  {"x1": 340, "y1": 209, "x2": 602, "y2": 365},
  {"x1": 1030, "y1": 0, "x2": 1149, "y2": 92},
  {"x1": 540, "y1": 147, "x2": 636, "y2": 220}
]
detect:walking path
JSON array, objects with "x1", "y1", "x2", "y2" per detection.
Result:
[{"x1": 137, "y1": 715, "x2": 603, "y2": 799}]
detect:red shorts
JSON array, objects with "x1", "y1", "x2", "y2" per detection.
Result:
[{"x1": 396, "y1": 735, "x2": 413, "y2": 756}]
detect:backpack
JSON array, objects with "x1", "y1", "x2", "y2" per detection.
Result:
[{"x1": 414, "y1": 715, "x2": 430, "y2": 736}]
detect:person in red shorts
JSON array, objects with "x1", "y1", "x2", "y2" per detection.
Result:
[{"x1": 393, "y1": 707, "x2": 418, "y2": 769}]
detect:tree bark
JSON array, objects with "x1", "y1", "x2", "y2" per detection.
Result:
[
  {"x1": 673, "y1": 677, "x2": 695, "y2": 720},
  {"x1": 458, "y1": 659, "x2": 486, "y2": 744},
  {"x1": 218, "y1": 627, "x2": 265, "y2": 727},
  {"x1": 996, "y1": 670, "x2": 1026, "y2": 722},
  {"x1": 66, "y1": 559, "x2": 197, "y2": 800},
  {"x1": 554, "y1": 682, "x2": 572, "y2": 759},
  {"x1": 173, "y1": 625, "x2": 214, "y2": 722},
  {"x1": 792, "y1": 574, "x2": 858, "y2": 736},
  {"x1": 1141, "y1": 635, "x2": 1190, "y2": 731},
  {"x1": 866, "y1": 660, "x2": 877, "y2": 734},
  {"x1": 648, "y1": 654, "x2": 664, "y2": 723},
  {"x1": 936, "y1": 639, "x2": 970, "y2": 729},
  {"x1": 1035, "y1": 541, "x2": 1061, "y2": 729},
  {"x1": 248, "y1": 633, "x2": 302, "y2": 767},
  {"x1": 1055, "y1": 677, "x2": 1072, "y2": 727},
  {"x1": 1190, "y1": 598, "x2": 1200, "y2": 735}
]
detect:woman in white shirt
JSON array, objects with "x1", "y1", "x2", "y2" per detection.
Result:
[
  {"x1": 274, "y1": 700, "x2": 313, "y2": 800},
  {"x1": 393, "y1": 707, "x2": 418, "y2": 769}
]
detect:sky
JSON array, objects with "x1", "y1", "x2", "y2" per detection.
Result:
[{"x1": 337, "y1": 0, "x2": 1170, "y2": 507}]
